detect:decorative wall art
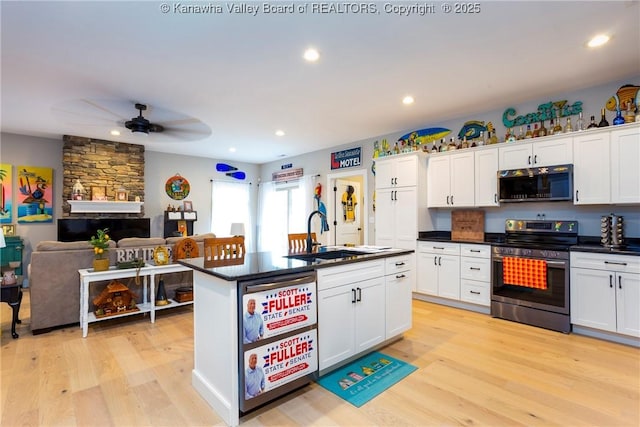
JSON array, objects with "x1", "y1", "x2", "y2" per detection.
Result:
[
  {"x1": 165, "y1": 174, "x2": 191, "y2": 200},
  {"x1": 17, "y1": 165, "x2": 53, "y2": 223},
  {"x1": 0, "y1": 164, "x2": 13, "y2": 223},
  {"x1": 91, "y1": 186, "x2": 107, "y2": 201},
  {"x1": 216, "y1": 163, "x2": 246, "y2": 180}
]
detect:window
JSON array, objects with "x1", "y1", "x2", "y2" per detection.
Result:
[{"x1": 211, "y1": 181, "x2": 252, "y2": 252}]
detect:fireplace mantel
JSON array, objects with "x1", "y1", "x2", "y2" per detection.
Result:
[{"x1": 67, "y1": 200, "x2": 143, "y2": 214}]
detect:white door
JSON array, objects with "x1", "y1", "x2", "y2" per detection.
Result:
[{"x1": 334, "y1": 178, "x2": 362, "y2": 246}]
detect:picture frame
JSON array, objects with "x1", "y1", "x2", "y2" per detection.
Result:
[
  {"x1": 91, "y1": 186, "x2": 107, "y2": 201},
  {"x1": 2, "y1": 224, "x2": 15, "y2": 236},
  {"x1": 183, "y1": 200, "x2": 193, "y2": 212},
  {"x1": 115, "y1": 189, "x2": 129, "y2": 202},
  {"x1": 153, "y1": 246, "x2": 170, "y2": 265}
]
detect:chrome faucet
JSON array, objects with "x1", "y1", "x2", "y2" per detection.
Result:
[{"x1": 306, "y1": 210, "x2": 327, "y2": 253}]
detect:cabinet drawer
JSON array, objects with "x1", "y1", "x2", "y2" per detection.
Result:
[
  {"x1": 418, "y1": 241, "x2": 460, "y2": 255},
  {"x1": 460, "y1": 257, "x2": 491, "y2": 281},
  {"x1": 385, "y1": 254, "x2": 413, "y2": 275},
  {"x1": 460, "y1": 279, "x2": 490, "y2": 306},
  {"x1": 460, "y1": 244, "x2": 490, "y2": 259},
  {"x1": 570, "y1": 252, "x2": 640, "y2": 274},
  {"x1": 317, "y1": 260, "x2": 384, "y2": 291}
]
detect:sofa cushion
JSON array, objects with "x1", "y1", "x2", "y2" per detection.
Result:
[
  {"x1": 36, "y1": 240, "x2": 116, "y2": 251},
  {"x1": 117, "y1": 237, "x2": 167, "y2": 248}
]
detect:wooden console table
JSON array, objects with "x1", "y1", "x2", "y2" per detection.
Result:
[{"x1": 79, "y1": 263, "x2": 192, "y2": 337}]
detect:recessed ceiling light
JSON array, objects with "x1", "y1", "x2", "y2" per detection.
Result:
[
  {"x1": 275, "y1": 130, "x2": 285, "y2": 137},
  {"x1": 402, "y1": 96, "x2": 415, "y2": 105},
  {"x1": 303, "y1": 48, "x2": 320, "y2": 62},
  {"x1": 587, "y1": 34, "x2": 610, "y2": 48},
  {"x1": 229, "y1": 147, "x2": 236, "y2": 152},
  {"x1": 110, "y1": 130, "x2": 120, "y2": 136}
]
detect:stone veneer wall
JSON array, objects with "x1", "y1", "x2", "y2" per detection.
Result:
[{"x1": 62, "y1": 135, "x2": 145, "y2": 217}]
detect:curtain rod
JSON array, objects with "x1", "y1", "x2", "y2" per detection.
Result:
[
  {"x1": 209, "y1": 179, "x2": 252, "y2": 185},
  {"x1": 260, "y1": 173, "x2": 321, "y2": 185}
]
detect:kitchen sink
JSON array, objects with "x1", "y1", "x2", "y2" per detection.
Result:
[{"x1": 284, "y1": 249, "x2": 369, "y2": 261}]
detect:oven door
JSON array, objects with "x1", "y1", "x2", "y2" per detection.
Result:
[{"x1": 491, "y1": 251, "x2": 569, "y2": 314}]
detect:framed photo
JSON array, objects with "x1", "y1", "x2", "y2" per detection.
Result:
[
  {"x1": 153, "y1": 246, "x2": 170, "y2": 265},
  {"x1": 2, "y1": 224, "x2": 15, "y2": 236},
  {"x1": 183, "y1": 200, "x2": 193, "y2": 212},
  {"x1": 91, "y1": 186, "x2": 107, "y2": 201},
  {"x1": 116, "y1": 189, "x2": 129, "y2": 202}
]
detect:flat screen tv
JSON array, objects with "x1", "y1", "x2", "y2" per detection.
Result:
[{"x1": 57, "y1": 218, "x2": 150, "y2": 242}]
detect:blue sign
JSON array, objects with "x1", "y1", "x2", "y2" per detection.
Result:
[{"x1": 331, "y1": 147, "x2": 361, "y2": 170}]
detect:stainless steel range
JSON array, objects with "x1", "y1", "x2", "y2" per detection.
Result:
[{"x1": 491, "y1": 219, "x2": 578, "y2": 333}]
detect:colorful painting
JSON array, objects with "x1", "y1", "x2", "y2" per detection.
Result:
[
  {"x1": 165, "y1": 174, "x2": 190, "y2": 200},
  {"x1": 606, "y1": 84, "x2": 640, "y2": 112},
  {"x1": 0, "y1": 164, "x2": 12, "y2": 223},
  {"x1": 397, "y1": 127, "x2": 451, "y2": 151},
  {"x1": 17, "y1": 165, "x2": 53, "y2": 223}
]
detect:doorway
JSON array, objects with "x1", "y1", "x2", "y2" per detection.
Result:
[{"x1": 326, "y1": 170, "x2": 368, "y2": 246}]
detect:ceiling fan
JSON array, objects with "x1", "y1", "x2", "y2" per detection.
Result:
[{"x1": 125, "y1": 103, "x2": 164, "y2": 134}]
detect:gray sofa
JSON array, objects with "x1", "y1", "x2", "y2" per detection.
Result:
[{"x1": 28, "y1": 233, "x2": 215, "y2": 334}]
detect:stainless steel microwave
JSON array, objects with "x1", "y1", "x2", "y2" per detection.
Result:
[{"x1": 498, "y1": 164, "x2": 573, "y2": 202}]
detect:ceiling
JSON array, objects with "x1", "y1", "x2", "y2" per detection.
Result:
[{"x1": 2, "y1": 1, "x2": 639, "y2": 164}]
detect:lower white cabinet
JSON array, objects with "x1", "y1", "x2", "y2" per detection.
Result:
[
  {"x1": 385, "y1": 254, "x2": 414, "y2": 337},
  {"x1": 459, "y1": 244, "x2": 491, "y2": 306},
  {"x1": 416, "y1": 242, "x2": 460, "y2": 299},
  {"x1": 570, "y1": 252, "x2": 640, "y2": 338}
]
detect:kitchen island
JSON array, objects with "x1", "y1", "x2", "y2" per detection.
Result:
[{"x1": 178, "y1": 247, "x2": 414, "y2": 426}]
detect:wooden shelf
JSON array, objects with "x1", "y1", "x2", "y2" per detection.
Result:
[{"x1": 68, "y1": 200, "x2": 143, "y2": 214}]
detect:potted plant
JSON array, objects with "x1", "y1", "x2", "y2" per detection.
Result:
[{"x1": 89, "y1": 228, "x2": 111, "y2": 271}]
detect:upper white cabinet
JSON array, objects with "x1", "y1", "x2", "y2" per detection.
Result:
[
  {"x1": 427, "y1": 151, "x2": 475, "y2": 208},
  {"x1": 474, "y1": 148, "x2": 500, "y2": 207},
  {"x1": 573, "y1": 124, "x2": 640, "y2": 205},
  {"x1": 498, "y1": 136, "x2": 573, "y2": 170},
  {"x1": 375, "y1": 152, "x2": 429, "y2": 250}
]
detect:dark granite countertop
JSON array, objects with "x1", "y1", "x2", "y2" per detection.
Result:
[
  {"x1": 417, "y1": 231, "x2": 640, "y2": 256},
  {"x1": 178, "y1": 247, "x2": 414, "y2": 281}
]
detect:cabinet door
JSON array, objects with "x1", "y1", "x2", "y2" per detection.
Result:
[
  {"x1": 394, "y1": 187, "x2": 418, "y2": 250},
  {"x1": 533, "y1": 136, "x2": 573, "y2": 166},
  {"x1": 499, "y1": 143, "x2": 532, "y2": 170},
  {"x1": 573, "y1": 132, "x2": 611, "y2": 205},
  {"x1": 354, "y1": 277, "x2": 386, "y2": 353},
  {"x1": 616, "y1": 272, "x2": 640, "y2": 337},
  {"x1": 385, "y1": 268, "x2": 413, "y2": 337},
  {"x1": 416, "y1": 251, "x2": 438, "y2": 295},
  {"x1": 394, "y1": 155, "x2": 418, "y2": 187},
  {"x1": 450, "y1": 151, "x2": 475, "y2": 207},
  {"x1": 570, "y1": 268, "x2": 617, "y2": 333},
  {"x1": 375, "y1": 160, "x2": 395, "y2": 190},
  {"x1": 318, "y1": 285, "x2": 356, "y2": 370},
  {"x1": 374, "y1": 188, "x2": 395, "y2": 248},
  {"x1": 437, "y1": 254, "x2": 460, "y2": 300},
  {"x1": 475, "y1": 148, "x2": 499, "y2": 207},
  {"x1": 610, "y1": 127, "x2": 640, "y2": 204},
  {"x1": 427, "y1": 156, "x2": 451, "y2": 207}
]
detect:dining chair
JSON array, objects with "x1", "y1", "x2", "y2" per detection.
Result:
[
  {"x1": 288, "y1": 233, "x2": 317, "y2": 253},
  {"x1": 204, "y1": 236, "x2": 246, "y2": 261}
]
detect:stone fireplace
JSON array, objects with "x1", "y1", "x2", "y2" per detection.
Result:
[{"x1": 62, "y1": 135, "x2": 145, "y2": 217}]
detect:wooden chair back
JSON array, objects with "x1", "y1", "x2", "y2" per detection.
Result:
[
  {"x1": 288, "y1": 233, "x2": 317, "y2": 252},
  {"x1": 204, "y1": 237, "x2": 246, "y2": 261}
]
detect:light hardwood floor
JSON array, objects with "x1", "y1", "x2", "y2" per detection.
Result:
[{"x1": 2, "y1": 289, "x2": 639, "y2": 426}]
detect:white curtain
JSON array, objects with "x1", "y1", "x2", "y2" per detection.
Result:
[{"x1": 211, "y1": 180, "x2": 252, "y2": 252}]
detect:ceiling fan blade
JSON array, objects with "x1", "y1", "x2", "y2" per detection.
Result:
[
  {"x1": 226, "y1": 171, "x2": 246, "y2": 180},
  {"x1": 80, "y1": 99, "x2": 128, "y2": 120},
  {"x1": 217, "y1": 163, "x2": 238, "y2": 172}
]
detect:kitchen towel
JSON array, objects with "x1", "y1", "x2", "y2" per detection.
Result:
[
  {"x1": 503, "y1": 257, "x2": 548, "y2": 289},
  {"x1": 316, "y1": 351, "x2": 417, "y2": 407}
]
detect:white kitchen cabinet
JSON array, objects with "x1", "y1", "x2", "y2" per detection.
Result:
[
  {"x1": 427, "y1": 151, "x2": 475, "y2": 208},
  {"x1": 385, "y1": 254, "x2": 414, "y2": 337},
  {"x1": 474, "y1": 147, "x2": 499, "y2": 207},
  {"x1": 416, "y1": 242, "x2": 460, "y2": 299},
  {"x1": 573, "y1": 124, "x2": 640, "y2": 205},
  {"x1": 459, "y1": 244, "x2": 491, "y2": 306},
  {"x1": 498, "y1": 136, "x2": 573, "y2": 170},
  {"x1": 570, "y1": 252, "x2": 640, "y2": 338},
  {"x1": 375, "y1": 152, "x2": 429, "y2": 250},
  {"x1": 573, "y1": 131, "x2": 611, "y2": 204},
  {"x1": 317, "y1": 260, "x2": 386, "y2": 371},
  {"x1": 610, "y1": 126, "x2": 640, "y2": 204}
]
